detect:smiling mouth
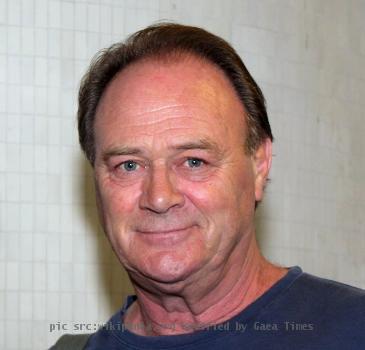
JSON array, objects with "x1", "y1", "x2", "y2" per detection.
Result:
[
  {"x1": 137, "y1": 227, "x2": 191, "y2": 234},
  {"x1": 136, "y1": 226, "x2": 194, "y2": 245}
]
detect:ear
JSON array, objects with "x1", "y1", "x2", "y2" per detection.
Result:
[{"x1": 252, "y1": 138, "x2": 272, "y2": 202}]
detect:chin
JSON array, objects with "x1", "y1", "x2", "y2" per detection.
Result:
[{"x1": 131, "y1": 251, "x2": 202, "y2": 285}]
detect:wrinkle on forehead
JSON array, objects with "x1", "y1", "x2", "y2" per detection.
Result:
[
  {"x1": 94, "y1": 56, "x2": 247, "y2": 155},
  {"x1": 96, "y1": 55, "x2": 243, "y2": 116}
]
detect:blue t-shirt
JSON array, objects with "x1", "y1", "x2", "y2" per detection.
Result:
[{"x1": 85, "y1": 266, "x2": 365, "y2": 349}]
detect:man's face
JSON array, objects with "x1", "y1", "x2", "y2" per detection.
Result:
[{"x1": 93, "y1": 56, "x2": 269, "y2": 286}]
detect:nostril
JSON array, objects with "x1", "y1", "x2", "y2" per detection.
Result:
[{"x1": 139, "y1": 170, "x2": 184, "y2": 213}]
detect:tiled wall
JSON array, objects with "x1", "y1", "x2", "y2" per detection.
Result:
[{"x1": 0, "y1": 1, "x2": 364, "y2": 349}]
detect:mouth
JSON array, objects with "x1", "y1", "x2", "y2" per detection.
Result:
[
  {"x1": 137, "y1": 227, "x2": 190, "y2": 234},
  {"x1": 136, "y1": 226, "x2": 194, "y2": 245}
]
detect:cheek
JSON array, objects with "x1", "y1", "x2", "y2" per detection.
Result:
[
  {"x1": 96, "y1": 177, "x2": 141, "y2": 223},
  {"x1": 181, "y1": 167, "x2": 256, "y2": 235}
]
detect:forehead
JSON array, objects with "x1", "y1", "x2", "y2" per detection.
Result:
[{"x1": 94, "y1": 56, "x2": 247, "y2": 149}]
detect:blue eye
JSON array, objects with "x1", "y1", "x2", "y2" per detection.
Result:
[
  {"x1": 187, "y1": 158, "x2": 203, "y2": 168},
  {"x1": 122, "y1": 161, "x2": 138, "y2": 171}
]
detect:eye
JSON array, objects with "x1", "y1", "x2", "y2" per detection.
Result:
[
  {"x1": 120, "y1": 160, "x2": 139, "y2": 172},
  {"x1": 186, "y1": 158, "x2": 204, "y2": 168}
]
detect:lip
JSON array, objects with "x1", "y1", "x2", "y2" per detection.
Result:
[
  {"x1": 137, "y1": 227, "x2": 190, "y2": 234},
  {"x1": 136, "y1": 226, "x2": 193, "y2": 245}
]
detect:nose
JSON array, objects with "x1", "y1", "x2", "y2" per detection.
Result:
[{"x1": 139, "y1": 165, "x2": 185, "y2": 213}]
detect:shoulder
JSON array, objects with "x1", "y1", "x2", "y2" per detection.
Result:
[
  {"x1": 288, "y1": 272, "x2": 365, "y2": 325},
  {"x1": 49, "y1": 334, "x2": 92, "y2": 350},
  {"x1": 297, "y1": 272, "x2": 365, "y2": 304}
]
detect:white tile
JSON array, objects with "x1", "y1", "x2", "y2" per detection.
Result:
[
  {"x1": 60, "y1": 88, "x2": 76, "y2": 116},
  {"x1": 60, "y1": 263, "x2": 73, "y2": 292},
  {"x1": 47, "y1": 87, "x2": 61, "y2": 117},
  {"x1": 18, "y1": 320, "x2": 33, "y2": 348},
  {"x1": 60, "y1": 234, "x2": 73, "y2": 263},
  {"x1": 21, "y1": 56, "x2": 34, "y2": 85},
  {"x1": 20, "y1": 144, "x2": 34, "y2": 174},
  {"x1": 33, "y1": 292, "x2": 46, "y2": 320},
  {"x1": 61, "y1": 1, "x2": 74, "y2": 30},
  {"x1": 33, "y1": 233, "x2": 46, "y2": 261},
  {"x1": 0, "y1": 84, "x2": 5, "y2": 112},
  {"x1": 61, "y1": 118, "x2": 76, "y2": 146},
  {"x1": 47, "y1": 204, "x2": 60, "y2": 233},
  {"x1": 5, "y1": 203, "x2": 20, "y2": 231},
  {"x1": 6, "y1": 231, "x2": 20, "y2": 260},
  {"x1": 5, "y1": 292, "x2": 19, "y2": 320},
  {"x1": 100, "y1": 5, "x2": 112, "y2": 33},
  {"x1": 0, "y1": 173, "x2": 5, "y2": 201},
  {"x1": 47, "y1": 118, "x2": 61, "y2": 146},
  {"x1": 61, "y1": 31, "x2": 75, "y2": 59},
  {"x1": 34, "y1": 174, "x2": 47, "y2": 203},
  {"x1": 33, "y1": 262, "x2": 46, "y2": 291},
  {"x1": 0, "y1": 292, "x2": 4, "y2": 318},
  {"x1": 47, "y1": 146, "x2": 61, "y2": 175},
  {"x1": 59, "y1": 293, "x2": 72, "y2": 320},
  {"x1": 85, "y1": 292, "x2": 98, "y2": 321},
  {"x1": 47, "y1": 263, "x2": 59, "y2": 291},
  {"x1": 60, "y1": 205, "x2": 73, "y2": 233},
  {"x1": 7, "y1": 27, "x2": 21, "y2": 55},
  {"x1": 60, "y1": 59, "x2": 74, "y2": 88},
  {"x1": 5, "y1": 320, "x2": 19, "y2": 349},
  {"x1": 0, "y1": 0, "x2": 6, "y2": 24},
  {"x1": 20, "y1": 203, "x2": 33, "y2": 232},
  {"x1": 0, "y1": 27, "x2": 6, "y2": 54},
  {"x1": 0, "y1": 55, "x2": 6, "y2": 83},
  {"x1": 6, "y1": 262, "x2": 19, "y2": 290},
  {"x1": 19, "y1": 292, "x2": 33, "y2": 320},
  {"x1": 21, "y1": 86, "x2": 34, "y2": 114},
  {"x1": 47, "y1": 174, "x2": 61, "y2": 202},
  {"x1": 7, "y1": 85, "x2": 21, "y2": 114},
  {"x1": 35, "y1": 0, "x2": 47, "y2": 27},
  {"x1": 86, "y1": 32, "x2": 101, "y2": 58},
  {"x1": 48, "y1": 58, "x2": 61, "y2": 87},
  {"x1": 34, "y1": 117, "x2": 47, "y2": 144},
  {"x1": 74, "y1": 3, "x2": 88, "y2": 31},
  {"x1": 35, "y1": 57, "x2": 47, "y2": 85},
  {"x1": 0, "y1": 266, "x2": 4, "y2": 293},
  {"x1": 19, "y1": 236, "x2": 33, "y2": 263},
  {"x1": 21, "y1": 0, "x2": 35, "y2": 26},
  {"x1": 34, "y1": 145, "x2": 47, "y2": 173},
  {"x1": 6, "y1": 144, "x2": 20, "y2": 172},
  {"x1": 8, "y1": 56, "x2": 21, "y2": 84},
  {"x1": 20, "y1": 114, "x2": 34, "y2": 144},
  {"x1": 72, "y1": 292, "x2": 86, "y2": 321},
  {"x1": 46, "y1": 292, "x2": 59, "y2": 319},
  {"x1": 48, "y1": 0, "x2": 60, "y2": 29},
  {"x1": 232, "y1": 24, "x2": 277, "y2": 57},
  {"x1": 6, "y1": 173, "x2": 20, "y2": 201},
  {"x1": 87, "y1": 4, "x2": 100, "y2": 32},
  {"x1": 34, "y1": 87, "x2": 47, "y2": 115},
  {"x1": 7, "y1": 114, "x2": 21, "y2": 143},
  {"x1": 47, "y1": 235, "x2": 60, "y2": 263},
  {"x1": 48, "y1": 29, "x2": 61, "y2": 57},
  {"x1": 32, "y1": 320, "x2": 48, "y2": 349},
  {"x1": 34, "y1": 28, "x2": 47, "y2": 56},
  {"x1": 34, "y1": 203, "x2": 47, "y2": 231},
  {"x1": 8, "y1": 0, "x2": 21, "y2": 26},
  {"x1": 74, "y1": 31, "x2": 88, "y2": 59},
  {"x1": 21, "y1": 27, "x2": 35, "y2": 55},
  {"x1": 72, "y1": 235, "x2": 86, "y2": 262},
  {"x1": 72, "y1": 263, "x2": 86, "y2": 292}
]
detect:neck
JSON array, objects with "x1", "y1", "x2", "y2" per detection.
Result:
[{"x1": 124, "y1": 235, "x2": 287, "y2": 336}]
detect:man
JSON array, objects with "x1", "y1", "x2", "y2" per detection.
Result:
[{"x1": 52, "y1": 23, "x2": 364, "y2": 349}]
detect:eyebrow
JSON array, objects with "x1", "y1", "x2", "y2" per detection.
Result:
[
  {"x1": 102, "y1": 146, "x2": 143, "y2": 162},
  {"x1": 173, "y1": 139, "x2": 224, "y2": 156},
  {"x1": 102, "y1": 138, "x2": 226, "y2": 162}
]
